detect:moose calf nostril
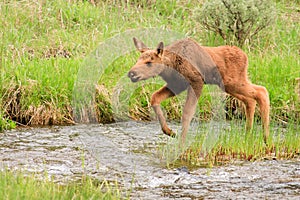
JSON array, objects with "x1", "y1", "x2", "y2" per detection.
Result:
[{"x1": 128, "y1": 71, "x2": 136, "y2": 78}]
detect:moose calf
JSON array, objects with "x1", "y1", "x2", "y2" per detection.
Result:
[{"x1": 128, "y1": 38, "x2": 270, "y2": 144}]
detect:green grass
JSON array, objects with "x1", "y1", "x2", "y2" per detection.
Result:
[
  {"x1": 0, "y1": 0, "x2": 197, "y2": 126},
  {"x1": 249, "y1": 54, "x2": 300, "y2": 122},
  {"x1": 159, "y1": 121, "x2": 300, "y2": 168},
  {"x1": 0, "y1": 170, "x2": 124, "y2": 200},
  {"x1": 1, "y1": 0, "x2": 299, "y2": 125}
]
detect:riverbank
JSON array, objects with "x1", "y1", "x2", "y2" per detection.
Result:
[{"x1": 1, "y1": 0, "x2": 299, "y2": 129}]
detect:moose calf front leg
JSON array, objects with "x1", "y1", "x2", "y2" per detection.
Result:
[
  {"x1": 181, "y1": 86, "x2": 202, "y2": 145},
  {"x1": 151, "y1": 86, "x2": 175, "y2": 137}
]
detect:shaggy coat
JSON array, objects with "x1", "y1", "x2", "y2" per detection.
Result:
[{"x1": 128, "y1": 38, "x2": 270, "y2": 144}]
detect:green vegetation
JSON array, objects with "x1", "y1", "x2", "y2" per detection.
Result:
[
  {"x1": 0, "y1": 0, "x2": 299, "y2": 162},
  {"x1": 0, "y1": 170, "x2": 124, "y2": 200},
  {"x1": 195, "y1": 0, "x2": 277, "y2": 46},
  {"x1": 183, "y1": 122, "x2": 300, "y2": 167},
  {"x1": 0, "y1": 112, "x2": 16, "y2": 131},
  {"x1": 158, "y1": 119, "x2": 299, "y2": 168}
]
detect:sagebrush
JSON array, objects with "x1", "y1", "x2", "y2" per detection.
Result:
[{"x1": 194, "y1": 0, "x2": 276, "y2": 46}]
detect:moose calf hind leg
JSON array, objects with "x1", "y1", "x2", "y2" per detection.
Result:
[{"x1": 253, "y1": 85, "x2": 270, "y2": 143}]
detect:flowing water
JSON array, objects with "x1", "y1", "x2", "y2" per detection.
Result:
[{"x1": 1, "y1": 121, "x2": 300, "y2": 199}]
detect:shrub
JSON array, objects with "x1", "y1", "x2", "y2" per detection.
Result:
[{"x1": 194, "y1": 0, "x2": 276, "y2": 46}]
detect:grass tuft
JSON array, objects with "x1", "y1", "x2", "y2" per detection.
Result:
[{"x1": 0, "y1": 170, "x2": 125, "y2": 200}]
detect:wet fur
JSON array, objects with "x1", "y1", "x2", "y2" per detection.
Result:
[{"x1": 128, "y1": 38, "x2": 270, "y2": 144}]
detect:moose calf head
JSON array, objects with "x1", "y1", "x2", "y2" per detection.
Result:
[{"x1": 128, "y1": 38, "x2": 166, "y2": 82}]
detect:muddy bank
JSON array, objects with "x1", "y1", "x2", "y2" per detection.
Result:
[{"x1": 0, "y1": 121, "x2": 299, "y2": 199}]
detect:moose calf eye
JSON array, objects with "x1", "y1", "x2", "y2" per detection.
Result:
[{"x1": 146, "y1": 62, "x2": 152, "y2": 67}]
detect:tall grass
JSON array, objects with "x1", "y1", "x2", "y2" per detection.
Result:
[
  {"x1": 159, "y1": 121, "x2": 300, "y2": 168},
  {"x1": 1, "y1": 0, "x2": 299, "y2": 126},
  {"x1": 0, "y1": 170, "x2": 125, "y2": 200},
  {"x1": 0, "y1": 0, "x2": 197, "y2": 126}
]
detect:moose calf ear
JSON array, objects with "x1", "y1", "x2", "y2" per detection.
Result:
[
  {"x1": 156, "y1": 41, "x2": 164, "y2": 57},
  {"x1": 133, "y1": 37, "x2": 148, "y2": 53}
]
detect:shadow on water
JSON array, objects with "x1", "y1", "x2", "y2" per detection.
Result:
[{"x1": 1, "y1": 121, "x2": 300, "y2": 199}]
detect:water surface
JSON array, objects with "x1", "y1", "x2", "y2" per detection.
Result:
[{"x1": 1, "y1": 122, "x2": 299, "y2": 199}]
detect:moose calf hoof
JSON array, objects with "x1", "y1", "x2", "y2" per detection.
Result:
[{"x1": 162, "y1": 127, "x2": 176, "y2": 138}]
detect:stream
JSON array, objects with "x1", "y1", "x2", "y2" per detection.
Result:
[{"x1": 1, "y1": 121, "x2": 300, "y2": 199}]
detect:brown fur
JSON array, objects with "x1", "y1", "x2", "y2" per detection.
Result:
[{"x1": 128, "y1": 38, "x2": 270, "y2": 144}]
